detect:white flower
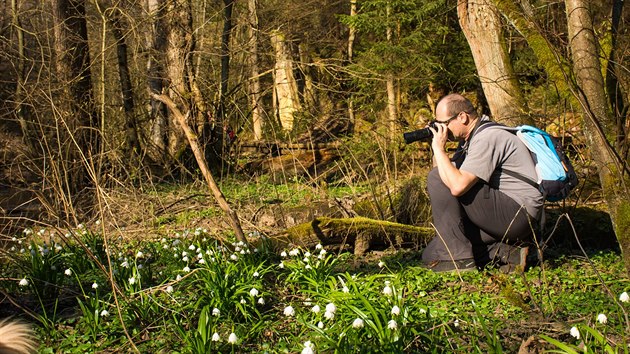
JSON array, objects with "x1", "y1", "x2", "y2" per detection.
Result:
[
  {"x1": 387, "y1": 319, "x2": 397, "y2": 330},
  {"x1": 419, "y1": 308, "x2": 427, "y2": 314},
  {"x1": 258, "y1": 297, "x2": 265, "y2": 305},
  {"x1": 183, "y1": 266, "x2": 191, "y2": 272},
  {"x1": 250, "y1": 288, "x2": 259, "y2": 297},
  {"x1": 391, "y1": 305, "x2": 400, "y2": 316},
  {"x1": 165, "y1": 285, "x2": 174, "y2": 293},
  {"x1": 597, "y1": 313, "x2": 607, "y2": 324},
  {"x1": 281, "y1": 251, "x2": 288, "y2": 257},
  {"x1": 312, "y1": 305, "x2": 321, "y2": 313},
  {"x1": 18, "y1": 278, "x2": 29, "y2": 287},
  {"x1": 325, "y1": 303, "x2": 336, "y2": 313},
  {"x1": 315, "y1": 244, "x2": 323, "y2": 250},
  {"x1": 176, "y1": 274, "x2": 182, "y2": 281},
  {"x1": 95, "y1": 220, "x2": 101, "y2": 226},
  {"x1": 228, "y1": 332, "x2": 238, "y2": 344},
  {"x1": 212, "y1": 308, "x2": 220, "y2": 317},
  {"x1": 92, "y1": 282, "x2": 98, "y2": 289},
  {"x1": 289, "y1": 248, "x2": 300, "y2": 256},
  {"x1": 64, "y1": 269, "x2": 72, "y2": 276},
  {"x1": 211, "y1": 332, "x2": 220, "y2": 342},
  {"x1": 129, "y1": 277, "x2": 136, "y2": 285},
  {"x1": 182, "y1": 256, "x2": 189, "y2": 262},
  {"x1": 253, "y1": 271, "x2": 260, "y2": 278},
  {"x1": 304, "y1": 252, "x2": 311, "y2": 258},
  {"x1": 284, "y1": 305, "x2": 295, "y2": 317},
  {"x1": 136, "y1": 251, "x2": 144, "y2": 258},
  {"x1": 324, "y1": 311, "x2": 334, "y2": 320},
  {"x1": 620, "y1": 292, "x2": 629, "y2": 303},
  {"x1": 121, "y1": 260, "x2": 129, "y2": 268},
  {"x1": 278, "y1": 261, "x2": 284, "y2": 269},
  {"x1": 382, "y1": 285, "x2": 392, "y2": 296},
  {"x1": 378, "y1": 261, "x2": 385, "y2": 268},
  {"x1": 230, "y1": 254, "x2": 238, "y2": 261},
  {"x1": 570, "y1": 326, "x2": 580, "y2": 339},
  {"x1": 189, "y1": 244, "x2": 196, "y2": 250},
  {"x1": 342, "y1": 286, "x2": 349, "y2": 293},
  {"x1": 302, "y1": 340, "x2": 315, "y2": 354},
  {"x1": 100, "y1": 310, "x2": 109, "y2": 317},
  {"x1": 198, "y1": 258, "x2": 205, "y2": 264},
  {"x1": 240, "y1": 297, "x2": 247, "y2": 304},
  {"x1": 352, "y1": 318, "x2": 364, "y2": 328}
]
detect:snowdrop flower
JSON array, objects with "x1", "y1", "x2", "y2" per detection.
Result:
[
  {"x1": 240, "y1": 297, "x2": 247, "y2": 304},
  {"x1": 165, "y1": 285, "x2": 174, "y2": 293},
  {"x1": 302, "y1": 340, "x2": 315, "y2": 354},
  {"x1": 95, "y1": 219, "x2": 101, "y2": 226},
  {"x1": 182, "y1": 256, "x2": 189, "y2": 262},
  {"x1": 387, "y1": 319, "x2": 397, "y2": 330},
  {"x1": 253, "y1": 271, "x2": 260, "y2": 278},
  {"x1": 382, "y1": 284, "x2": 393, "y2": 296},
  {"x1": 284, "y1": 305, "x2": 295, "y2": 317},
  {"x1": 352, "y1": 318, "x2": 364, "y2": 328},
  {"x1": 92, "y1": 282, "x2": 98, "y2": 289},
  {"x1": 315, "y1": 243, "x2": 323, "y2": 250},
  {"x1": 391, "y1": 305, "x2": 400, "y2": 316},
  {"x1": 342, "y1": 286, "x2": 349, "y2": 293},
  {"x1": 324, "y1": 311, "x2": 334, "y2": 320},
  {"x1": 121, "y1": 260, "x2": 129, "y2": 268},
  {"x1": 305, "y1": 264, "x2": 312, "y2": 270},
  {"x1": 304, "y1": 251, "x2": 311, "y2": 258},
  {"x1": 325, "y1": 303, "x2": 336, "y2": 314},
  {"x1": 281, "y1": 251, "x2": 288, "y2": 257},
  {"x1": 100, "y1": 310, "x2": 109, "y2": 317},
  {"x1": 176, "y1": 274, "x2": 182, "y2": 281},
  {"x1": 183, "y1": 266, "x2": 191, "y2": 272},
  {"x1": 212, "y1": 308, "x2": 220, "y2": 317},
  {"x1": 312, "y1": 305, "x2": 321, "y2": 313},
  {"x1": 230, "y1": 254, "x2": 238, "y2": 261},
  {"x1": 278, "y1": 261, "x2": 285, "y2": 269},
  {"x1": 188, "y1": 244, "x2": 196, "y2": 250},
  {"x1": 18, "y1": 278, "x2": 29, "y2": 287},
  {"x1": 597, "y1": 313, "x2": 607, "y2": 324},
  {"x1": 378, "y1": 260, "x2": 385, "y2": 268},
  {"x1": 136, "y1": 251, "x2": 144, "y2": 258},
  {"x1": 250, "y1": 288, "x2": 259, "y2": 297},
  {"x1": 570, "y1": 326, "x2": 580, "y2": 339},
  {"x1": 129, "y1": 277, "x2": 136, "y2": 285},
  {"x1": 64, "y1": 269, "x2": 72, "y2": 276},
  {"x1": 258, "y1": 297, "x2": 265, "y2": 305},
  {"x1": 228, "y1": 332, "x2": 238, "y2": 344},
  {"x1": 419, "y1": 308, "x2": 427, "y2": 314},
  {"x1": 211, "y1": 332, "x2": 220, "y2": 342},
  {"x1": 316, "y1": 321, "x2": 324, "y2": 329},
  {"x1": 319, "y1": 249, "x2": 327, "y2": 257},
  {"x1": 198, "y1": 258, "x2": 205, "y2": 264},
  {"x1": 620, "y1": 292, "x2": 629, "y2": 303},
  {"x1": 289, "y1": 248, "x2": 300, "y2": 256}
]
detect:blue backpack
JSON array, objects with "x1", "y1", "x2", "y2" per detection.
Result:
[{"x1": 477, "y1": 122, "x2": 579, "y2": 202}]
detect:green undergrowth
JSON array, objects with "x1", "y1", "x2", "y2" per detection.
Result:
[{"x1": 1, "y1": 226, "x2": 628, "y2": 353}]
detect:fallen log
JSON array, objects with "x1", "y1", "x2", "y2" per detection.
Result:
[{"x1": 270, "y1": 216, "x2": 434, "y2": 256}]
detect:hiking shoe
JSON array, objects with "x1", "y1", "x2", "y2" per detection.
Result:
[
  {"x1": 499, "y1": 246, "x2": 528, "y2": 273},
  {"x1": 423, "y1": 259, "x2": 477, "y2": 273}
]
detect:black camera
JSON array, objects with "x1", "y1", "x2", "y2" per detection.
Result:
[{"x1": 403, "y1": 121, "x2": 437, "y2": 144}]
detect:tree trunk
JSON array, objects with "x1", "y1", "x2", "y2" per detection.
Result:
[
  {"x1": 385, "y1": 2, "x2": 398, "y2": 138},
  {"x1": 347, "y1": 0, "x2": 357, "y2": 131},
  {"x1": 146, "y1": 0, "x2": 169, "y2": 163},
  {"x1": 271, "y1": 30, "x2": 301, "y2": 132},
  {"x1": 51, "y1": 0, "x2": 97, "y2": 193},
  {"x1": 217, "y1": 0, "x2": 234, "y2": 124},
  {"x1": 247, "y1": 0, "x2": 263, "y2": 140},
  {"x1": 109, "y1": 9, "x2": 141, "y2": 158},
  {"x1": 457, "y1": 0, "x2": 529, "y2": 125},
  {"x1": 566, "y1": 0, "x2": 630, "y2": 275}
]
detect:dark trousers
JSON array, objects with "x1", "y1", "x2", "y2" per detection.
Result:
[{"x1": 422, "y1": 168, "x2": 536, "y2": 265}]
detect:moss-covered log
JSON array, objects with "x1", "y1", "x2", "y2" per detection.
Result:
[{"x1": 270, "y1": 216, "x2": 434, "y2": 255}]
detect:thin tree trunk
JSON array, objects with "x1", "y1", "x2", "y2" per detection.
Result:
[
  {"x1": 146, "y1": 0, "x2": 168, "y2": 162},
  {"x1": 247, "y1": 0, "x2": 263, "y2": 140},
  {"x1": 218, "y1": 0, "x2": 234, "y2": 124},
  {"x1": 347, "y1": 0, "x2": 357, "y2": 131},
  {"x1": 152, "y1": 93, "x2": 247, "y2": 244},
  {"x1": 11, "y1": 0, "x2": 31, "y2": 147},
  {"x1": 385, "y1": 2, "x2": 397, "y2": 139},
  {"x1": 457, "y1": 0, "x2": 529, "y2": 125},
  {"x1": 566, "y1": 0, "x2": 630, "y2": 276}
]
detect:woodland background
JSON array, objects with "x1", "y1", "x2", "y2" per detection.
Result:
[{"x1": 0, "y1": 0, "x2": 630, "y2": 272}]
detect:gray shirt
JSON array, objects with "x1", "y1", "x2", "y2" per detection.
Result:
[{"x1": 460, "y1": 124, "x2": 543, "y2": 219}]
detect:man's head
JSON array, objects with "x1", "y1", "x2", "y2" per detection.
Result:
[{"x1": 434, "y1": 94, "x2": 478, "y2": 140}]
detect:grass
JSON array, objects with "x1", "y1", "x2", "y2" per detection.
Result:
[{"x1": 1, "y1": 224, "x2": 628, "y2": 353}]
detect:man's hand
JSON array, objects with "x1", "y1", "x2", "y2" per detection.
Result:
[
  {"x1": 429, "y1": 122, "x2": 478, "y2": 196},
  {"x1": 429, "y1": 122, "x2": 448, "y2": 153}
]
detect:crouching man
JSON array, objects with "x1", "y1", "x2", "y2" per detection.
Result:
[{"x1": 422, "y1": 93, "x2": 543, "y2": 272}]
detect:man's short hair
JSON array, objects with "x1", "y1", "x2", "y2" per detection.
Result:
[{"x1": 438, "y1": 94, "x2": 477, "y2": 117}]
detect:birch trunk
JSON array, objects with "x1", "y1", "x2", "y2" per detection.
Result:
[
  {"x1": 271, "y1": 30, "x2": 301, "y2": 132},
  {"x1": 385, "y1": 3, "x2": 397, "y2": 138},
  {"x1": 457, "y1": 0, "x2": 528, "y2": 125},
  {"x1": 566, "y1": 0, "x2": 630, "y2": 275},
  {"x1": 247, "y1": 0, "x2": 263, "y2": 140}
]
